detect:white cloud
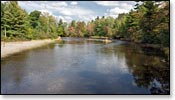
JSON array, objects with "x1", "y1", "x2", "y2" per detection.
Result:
[
  {"x1": 18, "y1": 1, "x2": 45, "y2": 12},
  {"x1": 18, "y1": 1, "x2": 95, "y2": 22},
  {"x1": 51, "y1": 5, "x2": 95, "y2": 17},
  {"x1": 26, "y1": 1, "x2": 95, "y2": 17},
  {"x1": 106, "y1": 7, "x2": 129, "y2": 18},
  {"x1": 64, "y1": 16, "x2": 73, "y2": 23},
  {"x1": 94, "y1": 1, "x2": 134, "y2": 12},
  {"x1": 50, "y1": 2, "x2": 68, "y2": 7},
  {"x1": 17, "y1": 1, "x2": 135, "y2": 22},
  {"x1": 59, "y1": 10, "x2": 73, "y2": 16},
  {"x1": 65, "y1": 16, "x2": 72, "y2": 20},
  {"x1": 77, "y1": 15, "x2": 97, "y2": 22},
  {"x1": 94, "y1": 1, "x2": 135, "y2": 9},
  {"x1": 57, "y1": 16, "x2": 64, "y2": 20},
  {"x1": 55, "y1": 15, "x2": 73, "y2": 23},
  {"x1": 94, "y1": 1, "x2": 119, "y2": 7},
  {"x1": 56, "y1": 16, "x2": 66, "y2": 22},
  {"x1": 109, "y1": 7, "x2": 129, "y2": 14},
  {"x1": 120, "y1": 3, "x2": 133, "y2": 10},
  {"x1": 94, "y1": 1, "x2": 134, "y2": 18},
  {"x1": 39, "y1": 10, "x2": 53, "y2": 16},
  {"x1": 70, "y1": 1, "x2": 78, "y2": 6}
]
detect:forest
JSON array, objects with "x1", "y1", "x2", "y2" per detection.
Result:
[{"x1": 1, "y1": 1, "x2": 169, "y2": 47}]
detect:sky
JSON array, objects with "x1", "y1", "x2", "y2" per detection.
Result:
[{"x1": 2, "y1": 1, "x2": 137, "y2": 23}]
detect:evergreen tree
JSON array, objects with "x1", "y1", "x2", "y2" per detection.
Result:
[
  {"x1": 2, "y1": 1, "x2": 28, "y2": 39},
  {"x1": 29, "y1": 10, "x2": 41, "y2": 28},
  {"x1": 57, "y1": 19, "x2": 64, "y2": 36},
  {"x1": 140, "y1": 1, "x2": 159, "y2": 43}
]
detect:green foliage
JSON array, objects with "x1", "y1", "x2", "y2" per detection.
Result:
[
  {"x1": 1, "y1": 1, "x2": 28, "y2": 39},
  {"x1": 1, "y1": 1, "x2": 169, "y2": 47},
  {"x1": 1, "y1": 1, "x2": 61, "y2": 40},
  {"x1": 29, "y1": 10, "x2": 41, "y2": 28},
  {"x1": 76, "y1": 21, "x2": 86, "y2": 37},
  {"x1": 57, "y1": 19, "x2": 65, "y2": 36},
  {"x1": 112, "y1": 1, "x2": 169, "y2": 46}
]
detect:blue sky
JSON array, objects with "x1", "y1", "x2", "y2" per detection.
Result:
[{"x1": 2, "y1": 1, "x2": 137, "y2": 23}]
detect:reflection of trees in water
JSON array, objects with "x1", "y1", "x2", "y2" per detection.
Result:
[
  {"x1": 133, "y1": 64, "x2": 169, "y2": 94},
  {"x1": 47, "y1": 43, "x2": 56, "y2": 49},
  {"x1": 56, "y1": 40, "x2": 65, "y2": 48},
  {"x1": 86, "y1": 40, "x2": 105, "y2": 44},
  {"x1": 122, "y1": 44, "x2": 169, "y2": 94},
  {"x1": 99, "y1": 43, "x2": 169, "y2": 94},
  {"x1": 41, "y1": 43, "x2": 55, "y2": 49},
  {"x1": 1, "y1": 52, "x2": 29, "y2": 87},
  {"x1": 64, "y1": 39, "x2": 85, "y2": 45}
]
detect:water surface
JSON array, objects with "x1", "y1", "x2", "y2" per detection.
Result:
[{"x1": 1, "y1": 37, "x2": 169, "y2": 94}]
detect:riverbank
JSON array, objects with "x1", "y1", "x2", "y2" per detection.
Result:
[
  {"x1": 87, "y1": 38, "x2": 112, "y2": 43},
  {"x1": 87, "y1": 36, "x2": 112, "y2": 43},
  {"x1": 1, "y1": 38, "x2": 61, "y2": 58}
]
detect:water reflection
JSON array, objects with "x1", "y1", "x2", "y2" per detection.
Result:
[
  {"x1": 1, "y1": 51, "x2": 29, "y2": 93},
  {"x1": 1, "y1": 38, "x2": 169, "y2": 94},
  {"x1": 98, "y1": 42, "x2": 169, "y2": 94},
  {"x1": 124, "y1": 44, "x2": 169, "y2": 94}
]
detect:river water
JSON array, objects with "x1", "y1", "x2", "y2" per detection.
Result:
[{"x1": 1, "y1": 37, "x2": 169, "y2": 94}]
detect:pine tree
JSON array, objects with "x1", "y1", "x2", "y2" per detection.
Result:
[
  {"x1": 57, "y1": 19, "x2": 64, "y2": 36},
  {"x1": 140, "y1": 1, "x2": 159, "y2": 43},
  {"x1": 2, "y1": 1, "x2": 28, "y2": 39},
  {"x1": 29, "y1": 10, "x2": 41, "y2": 28}
]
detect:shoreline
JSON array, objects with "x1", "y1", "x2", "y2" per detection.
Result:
[
  {"x1": 87, "y1": 38, "x2": 112, "y2": 43},
  {"x1": 1, "y1": 38, "x2": 61, "y2": 58}
]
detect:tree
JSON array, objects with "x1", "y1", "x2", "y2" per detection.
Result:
[
  {"x1": 86, "y1": 22, "x2": 95, "y2": 37},
  {"x1": 1, "y1": 2, "x2": 6, "y2": 39},
  {"x1": 29, "y1": 10, "x2": 41, "y2": 28},
  {"x1": 57, "y1": 19, "x2": 64, "y2": 36},
  {"x1": 75, "y1": 21, "x2": 86, "y2": 37},
  {"x1": 2, "y1": 1, "x2": 28, "y2": 39},
  {"x1": 68, "y1": 20, "x2": 76, "y2": 37},
  {"x1": 153, "y1": 1, "x2": 169, "y2": 46},
  {"x1": 140, "y1": 1, "x2": 159, "y2": 43},
  {"x1": 1, "y1": 1, "x2": 169, "y2": 48}
]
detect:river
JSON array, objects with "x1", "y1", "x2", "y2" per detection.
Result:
[{"x1": 1, "y1": 37, "x2": 169, "y2": 94}]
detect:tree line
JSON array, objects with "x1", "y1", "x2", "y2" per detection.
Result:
[{"x1": 1, "y1": 1, "x2": 169, "y2": 47}]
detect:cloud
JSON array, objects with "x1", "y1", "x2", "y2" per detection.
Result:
[
  {"x1": 106, "y1": 7, "x2": 129, "y2": 18},
  {"x1": 56, "y1": 16, "x2": 66, "y2": 22},
  {"x1": 97, "y1": 1, "x2": 135, "y2": 18},
  {"x1": 59, "y1": 9, "x2": 73, "y2": 16},
  {"x1": 18, "y1": 1, "x2": 44, "y2": 12},
  {"x1": 109, "y1": 7, "x2": 129, "y2": 14},
  {"x1": 94, "y1": 1, "x2": 135, "y2": 8},
  {"x1": 54, "y1": 15, "x2": 73, "y2": 23},
  {"x1": 119, "y1": 3, "x2": 134, "y2": 10},
  {"x1": 50, "y1": 5, "x2": 95, "y2": 17},
  {"x1": 60, "y1": 7, "x2": 95, "y2": 16},
  {"x1": 50, "y1": 1, "x2": 68, "y2": 7},
  {"x1": 94, "y1": 1, "x2": 119, "y2": 7},
  {"x1": 39, "y1": 10, "x2": 53, "y2": 16},
  {"x1": 18, "y1": 1, "x2": 95, "y2": 22},
  {"x1": 94, "y1": 1, "x2": 134, "y2": 12},
  {"x1": 65, "y1": 16, "x2": 72, "y2": 20},
  {"x1": 29, "y1": 1, "x2": 94, "y2": 17},
  {"x1": 17, "y1": 1, "x2": 135, "y2": 22},
  {"x1": 70, "y1": 1, "x2": 78, "y2": 6},
  {"x1": 64, "y1": 16, "x2": 73, "y2": 23},
  {"x1": 77, "y1": 15, "x2": 97, "y2": 22}
]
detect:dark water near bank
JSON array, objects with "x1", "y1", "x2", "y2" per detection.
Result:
[{"x1": 1, "y1": 37, "x2": 169, "y2": 94}]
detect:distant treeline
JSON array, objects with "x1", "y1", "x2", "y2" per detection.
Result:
[{"x1": 1, "y1": 1, "x2": 169, "y2": 46}]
